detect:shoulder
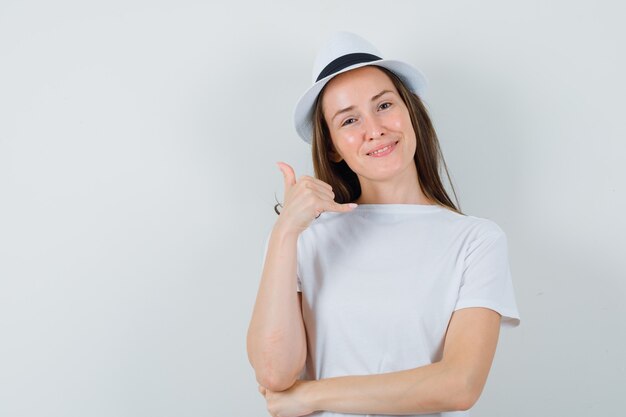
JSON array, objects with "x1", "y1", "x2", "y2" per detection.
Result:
[
  {"x1": 458, "y1": 216, "x2": 509, "y2": 263},
  {"x1": 435, "y1": 207, "x2": 506, "y2": 239},
  {"x1": 440, "y1": 212, "x2": 508, "y2": 259},
  {"x1": 465, "y1": 215, "x2": 505, "y2": 237}
]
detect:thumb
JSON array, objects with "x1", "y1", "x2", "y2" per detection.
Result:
[{"x1": 276, "y1": 161, "x2": 296, "y2": 194}]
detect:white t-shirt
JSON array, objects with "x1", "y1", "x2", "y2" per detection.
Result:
[{"x1": 262, "y1": 203, "x2": 520, "y2": 417}]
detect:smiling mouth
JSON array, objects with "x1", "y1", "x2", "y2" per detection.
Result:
[{"x1": 367, "y1": 140, "x2": 399, "y2": 157}]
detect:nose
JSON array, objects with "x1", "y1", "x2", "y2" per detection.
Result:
[{"x1": 363, "y1": 114, "x2": 385, "y2": 140}]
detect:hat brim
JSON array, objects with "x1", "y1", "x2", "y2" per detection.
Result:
[{"x1": 293, "y1": 59, "x2": 428, "y2": 144}]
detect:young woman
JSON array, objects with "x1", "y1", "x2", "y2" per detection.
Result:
[{"x1": 247, "y1": 32, "x2": 520, "y2": 417}]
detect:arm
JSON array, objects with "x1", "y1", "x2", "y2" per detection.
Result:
[
  {"x1": 249, "y1": 162, "x2": 357, "y2": 394},
  {"x1": 306, "y1": 307, "x2": 501, "y2": 414},
  {"x1": 246, "y1": 220, "x2": 307, "y2": 392}
]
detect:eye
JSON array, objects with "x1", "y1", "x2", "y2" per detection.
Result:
[
  {"x1": 341, "y1": 117, "x2": 357, "y2": 127},
  {"x1": 378, "y1": 102, "x2": 392, "y2": 110}
]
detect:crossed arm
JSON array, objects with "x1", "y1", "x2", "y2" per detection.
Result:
[{"x1": 258, "y1": 307, "x2": 502, "y2": 416}]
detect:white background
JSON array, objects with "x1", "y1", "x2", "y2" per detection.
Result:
[{"x1": 1, "y1": 1, "x2": 625, "y2": 416}]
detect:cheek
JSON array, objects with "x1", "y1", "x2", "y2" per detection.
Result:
[
  {"x1": 394, "y1": 113, "x2": 411, "y2": 130},
  {"x1": 335, "y1": 134, "x2": 360, "y2": 154},
  {"x1": 344, "y1": 135, "x2": 360, "y2": 146}
]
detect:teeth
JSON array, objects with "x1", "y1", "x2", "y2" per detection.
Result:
[{"x1": 369, "y1": 144, "x2": 392, "y2": 155}]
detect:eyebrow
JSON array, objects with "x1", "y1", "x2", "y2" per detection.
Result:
[{"x1": 331, "y1": 89, "x2": 394, "y2": 122}]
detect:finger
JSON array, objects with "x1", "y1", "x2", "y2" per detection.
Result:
[
  {"x1": 297, "y1": 174, "x2": 333, "y2": 193},
  {"x1": 302, "y1": 188, "x2": 337, "y2": 211},
  {"x1": 276, "y1": 162, "x2": 296, "y2": 194},
  {"x1": 312, "y1": 178, "x2": 334, "y2": 192},
  {"x1": 325, "y1": 201, "x2": 358, "y2": 213},
  {"x1": 303, "y1": 181, "x2": 335, "y2": 201}
]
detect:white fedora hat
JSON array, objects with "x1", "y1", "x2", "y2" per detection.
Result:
[{"x1": 293, "y1": 31, "x2": 428, "y2": 144}]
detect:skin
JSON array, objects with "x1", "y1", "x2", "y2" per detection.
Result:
[
  {"x1": 256, "y1": 66, "x2": 502, "y2": 416},
  {"x1": 323, "y1": 65, "x2": 436, "y2": 205},
  {"x1": 246, "y1": 163, "x2": 356, "y2": 394},
  {"x1": 259, "y1": 308, "x2": 501, "y2": 416}
]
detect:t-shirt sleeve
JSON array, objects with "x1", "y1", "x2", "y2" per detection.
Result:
[
  {"x1": 455, "y1": 222, "x2": 521, "y2": 327},
  {"x1": 261, "y1": 229, "x2": 302, "y2": 293}
]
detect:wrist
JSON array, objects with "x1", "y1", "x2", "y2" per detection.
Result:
[
  {"x1": 273, "y1": 218, "x2": 301, "y2": 239},
  {"x1": 303, "y1": 379, "x2": 325, "y2": 412}
]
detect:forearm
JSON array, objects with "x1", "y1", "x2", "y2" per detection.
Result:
[
  {"x1": 307, "y1": 362, "x2": 473, "y2": 415},
  {"x1": 246, "y1": 220, "x2": 306, "y2": 391}
]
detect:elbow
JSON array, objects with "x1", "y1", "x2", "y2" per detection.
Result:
[
  {"x1": 251, "y1": 354, "x2": 304, "y2": 393},
  {"x1": 256, "y1": 371, "x2": 298, "y2": 393},
  {"x1": 449, "y1": 374, "x2": 483, "y2": 412},
  {"x1": 453, "y1": 393, "x2": 477, "y2": 412},
  {"x1": 247, "y1": 333, "x2": 307, "y2": 392}
]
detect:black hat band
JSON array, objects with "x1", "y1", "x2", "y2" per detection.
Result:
[{"x1": 315, "y1": 52, "x2": 382, "y2": 82}]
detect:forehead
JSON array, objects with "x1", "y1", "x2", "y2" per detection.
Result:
[{"x1": 321, "y1": 66, "x2": 397, "y2": 110}]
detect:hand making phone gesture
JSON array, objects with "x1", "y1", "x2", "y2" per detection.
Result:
[{"x1": 275, "y1": 161, "x2": 357, "y2": 235}]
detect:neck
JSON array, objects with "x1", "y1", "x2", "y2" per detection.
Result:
[{"x1": 353, "y1": 162, "x2": 435, "y2": 205}]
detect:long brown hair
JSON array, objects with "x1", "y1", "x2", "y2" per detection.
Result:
[{"x1": 309, "y1": 65, "x2": 464, "y2": 215}]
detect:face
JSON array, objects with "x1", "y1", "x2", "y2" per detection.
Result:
[{"x1": 321, "y1": 66, "x2": 417, "y2": 183}]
